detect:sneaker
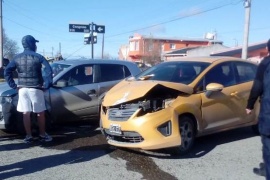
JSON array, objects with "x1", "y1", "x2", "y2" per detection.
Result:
[
  {"x1": 39, "y1": 133, "x2": 52, "y2": 142},
  {"x1": 24, "y1": 135, "x2": 34, "y2": 144},
  {"x1": 253, "y1": 167, "x2": 266, "y2": 177}
]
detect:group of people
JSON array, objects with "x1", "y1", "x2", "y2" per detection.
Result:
[{"x1": 3, "y1": 34, "x2": 270, "y2": 179}]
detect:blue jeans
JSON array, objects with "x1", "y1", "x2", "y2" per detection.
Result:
[{"x1": 262, "y1": 135, "x2": 270, "y2": 180}]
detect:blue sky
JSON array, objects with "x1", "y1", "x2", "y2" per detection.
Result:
[{"x1": 3, "y1": 0, "x2": 270, "y2": 59}]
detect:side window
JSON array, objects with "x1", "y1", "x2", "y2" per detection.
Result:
[
  {"x1": 235, "y1": 62, "x2": 257, "y2": 83},
  {"x1": 100, "y1": 64, "x2": 125, "y2": 82},
  {"x1": 58, "y1": 65, "x2": 93, "y2": 86},
  {"x1": 205, "y1": 62, "x2": 236, "y2": 87}
]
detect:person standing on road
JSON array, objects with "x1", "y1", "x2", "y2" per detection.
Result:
[
  {"x1": 246, "y1": 39, "x2": 270, "y2": 179},
  {"x1": 4, "y1": 35, "x2": 53, "y2": 143}
]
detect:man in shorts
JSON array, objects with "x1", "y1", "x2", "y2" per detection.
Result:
[{"x1": 4, "y1": 35, "x2": 53, "y2": 143}]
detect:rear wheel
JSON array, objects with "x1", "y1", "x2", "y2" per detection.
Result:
[
  {"x1": 15, "y1": 112, "x2": 25, "y2": 135},
  {"x1": 31, "y1": 111, "x2": 53, "y2": 135},
  {"x1": 171, "y1": 116, "x2": 195, "y2": 155}
]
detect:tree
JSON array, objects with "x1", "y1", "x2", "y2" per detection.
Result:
[
  {"x1": 3, "y1": 29, "x2": 19, "y2": 60},
  {"x1": 142, "y1": 38, "x2": 162, "y2": 66}
]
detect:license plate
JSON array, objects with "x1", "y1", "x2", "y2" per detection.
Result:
[{"x1": 109, "y1": 124, "x2": 122, "y2": 134}]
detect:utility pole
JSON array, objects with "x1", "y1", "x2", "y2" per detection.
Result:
[
  {"x1": 0, "y1": 0, "x2": 3, "y2": 68},
  {"x1": 59, "y1": 42, "x2": 61, "y2": 55},
  {"x1": 241, "y1": 0, "x2": 251, "y2": 59},
  {"x1": 101, "y1": 33, "x2": 104, "y2": 59}
]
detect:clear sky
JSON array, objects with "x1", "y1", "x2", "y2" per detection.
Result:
[{"x1": 3, "y1": 0, "x2": 270, "y2": 59}]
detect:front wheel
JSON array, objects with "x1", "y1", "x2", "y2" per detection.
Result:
[
  {"x1": 171, "y1": 116, "x2": 195, "y2": 155},
  {"x1": 13, "y1": 111, "x2": 52, "y2": 135}
]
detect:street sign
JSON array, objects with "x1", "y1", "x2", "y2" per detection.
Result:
[
  {"x1": 95, "y1": 25, "x2": 105, "y2": 33},
  {"x1": 84, "y1": 35, "x2": 97, "y2": 44},
  {"x1": 69, "y1": 24, "x2": 90, "y2": 33}
]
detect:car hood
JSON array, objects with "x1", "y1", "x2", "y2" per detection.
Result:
[
  {"x1": 0, "y1": 82, "x2": 17, "y2": 96},
  {"x1": 103, "y1": 80, "x2": 193, "y2": 106}
]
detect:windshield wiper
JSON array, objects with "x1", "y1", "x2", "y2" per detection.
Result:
[{"x1": 138, "y1": 74, "x2": 154, "y2": 80}]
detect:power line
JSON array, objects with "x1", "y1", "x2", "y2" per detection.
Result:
[
  {"x1": 65, "y1": 45, "x2": 87, "y2": 59},
  {"x1": 105, "y1": 0, "x2": 243, "y2": 39}
]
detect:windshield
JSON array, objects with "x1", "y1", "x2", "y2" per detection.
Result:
[
  {"x1": 51, "y1": 63, "x2": 71, "y2": 77},
  {"x1": 135, "y1": 61, "x2": 210, "y2": 84}
]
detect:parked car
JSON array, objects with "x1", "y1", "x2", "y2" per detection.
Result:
[
  {"x1": 100, "y1": 56, "x2": 260, "y2": 154},
  {"x1": 0, "y1": 59, "x2": 141, "y2": 133}
]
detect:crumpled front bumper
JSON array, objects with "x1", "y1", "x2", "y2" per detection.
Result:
[{"x1": 101, "y1": 106, "x2": 181, "y2": 150}]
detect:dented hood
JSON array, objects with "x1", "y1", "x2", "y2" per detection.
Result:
[{"x1": 103, "y1": 80, "x2": 193, "y2": 106}]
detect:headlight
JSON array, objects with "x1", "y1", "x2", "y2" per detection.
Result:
[
  {"x1": 0, "y1": 96, "x2": 12, "y2": 121},
  {"x1": 0, "y1": 96, "x2": 12, "y2": 104}
]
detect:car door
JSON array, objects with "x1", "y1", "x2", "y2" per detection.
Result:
[
  {"x1": 199, "y1": 61, "x2": 253, "y2": 132},
  {"x1": 49, "y1": 64, "x2": 99, "y2": 121},
  {"x1": 95, "y1": 63, "x2": 132, "y2": 100}
]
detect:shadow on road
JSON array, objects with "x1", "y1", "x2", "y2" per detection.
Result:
[
  {"x1": 0, "y1": 123, "x2": 115, "y2": 179},
  {"x1": 0, "y1": 145, "x2": 114, "y2": 179}
]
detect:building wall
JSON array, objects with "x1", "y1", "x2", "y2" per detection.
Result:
[
  {"x1": 126, "y1": 33, "x2": 219, "y2": 62},
  {"x1": 187, "y1": 44, "x2": 229, "y2": 56},
  {"x1": 120, "y1": 34, "x2": 268, "y2": 64}
]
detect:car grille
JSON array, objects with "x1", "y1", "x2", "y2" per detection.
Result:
[
  {"x1": 108, "y1": 108, "x2": 138, "y2": 121},
  {"x1": 104, "y1": 129, "x2": 144, "y2": 143}
]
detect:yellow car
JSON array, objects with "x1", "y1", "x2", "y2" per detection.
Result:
[{"x1": 100, "y1": 56, "x2": 259, "y2": 154}]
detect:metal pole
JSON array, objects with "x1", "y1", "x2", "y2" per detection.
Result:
[
  {"x1": 101, "y1": 33, "x2": 104, "y2": 59},
  {"x1": 241, "y1": 0, "x2": 251, "y2": 59},
  {"x1": 91, "y1": 22, "x2": 94, "y2": 59},
  {"x1": 59, "y1": 42, "x2": 61, "y2": 54},
  {"x1": 0, "y1": 0, "x2": 3, "y2": 68}
]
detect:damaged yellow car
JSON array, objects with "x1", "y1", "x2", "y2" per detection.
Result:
[{"x1": 100, "y1": 56, "x2": 259, "y2": 154}]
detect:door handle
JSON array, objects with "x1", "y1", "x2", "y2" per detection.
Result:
[{"x1": 230, "y1": 91, "x2": 238, "y2": 96}]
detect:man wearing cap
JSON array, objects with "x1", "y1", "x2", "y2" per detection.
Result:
[
  {"x1": 246, "y1": 39, "x2": 270, "y2": 179},
  {"x1": 4, "y1": 35, "x2": 53, "y2": 143}
]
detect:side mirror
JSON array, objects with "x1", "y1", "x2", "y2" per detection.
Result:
[
  {"x1": 54, "y1": 79, "x2": 68, "y2": 88},
  {"x1": 205, "y1": 83, "x2": 224, "y2": 97}
]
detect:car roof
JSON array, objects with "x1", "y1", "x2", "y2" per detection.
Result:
[
  {"x1": 168, "y1": 56, "x2": 246, "y2": 63},
  {"x1": 53, "y1": 59, "x2": 137, "y2": 66}
]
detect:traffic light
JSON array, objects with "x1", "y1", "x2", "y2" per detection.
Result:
[{"x1": 84, "y1": 34, "x2": 97, "y2": 44}]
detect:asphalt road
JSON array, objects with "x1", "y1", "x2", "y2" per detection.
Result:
[{"x1": 0, "y1": 124, "x2": 265, "y2": 180}]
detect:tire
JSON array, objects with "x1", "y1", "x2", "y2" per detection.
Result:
[
  {"x1": 45, "y1": 110, "x2": 53, "y2": 131},
  {"x1": 171, "y1": 116, "x2": 196, "y2": 155},
  {"x1": 13, "y1": 111, "x2": 52, "y2": 135},
  {"x1": 15, "y1": 112, "x2": 26, "y2": 135},
  {"x1": 252, "y1": 124, "x2": 259, "y2": 135},
  {"x1": 31, "y1": 111, "x2": 53, "y2": 135}
]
